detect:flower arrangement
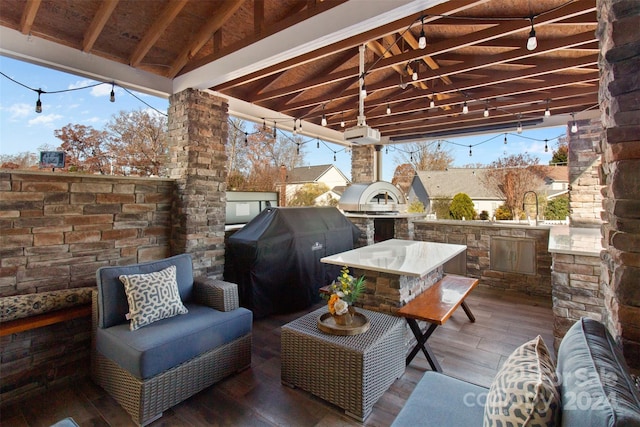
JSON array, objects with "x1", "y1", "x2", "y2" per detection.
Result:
[{"x1": 326, "y1": 266, "x2": 366, "y2": 316}]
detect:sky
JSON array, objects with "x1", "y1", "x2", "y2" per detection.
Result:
[{"x1": 0, "y1": 56, "x2": 565, "y2": 182}]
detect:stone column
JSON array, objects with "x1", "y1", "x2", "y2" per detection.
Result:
[
  {"x1": 597, "y1": 0, "x2": 640, "y2": 370},
  {"x1": 567, "y1": 118, "x2": 604, "y2": 227},
  {"x1": 351, "y1": 145, "x2": 375, "y2": 183},
  {"x1": 167, "y1": 89, "x2": 228, "y2": 278}
]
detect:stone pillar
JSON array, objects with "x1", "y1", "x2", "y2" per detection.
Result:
[
  {"x1": 597, "y1": 0, "x2": 640, "y2": 370},
  {"x1": 351, "y1": 145, "x2": 375, "y2": 183},
  {"x1": 567, "y1": 118, "x2": 604, "y2": 228},
  {"x1": 167, "y1": 89, "x2": 228, "y2": 278}
]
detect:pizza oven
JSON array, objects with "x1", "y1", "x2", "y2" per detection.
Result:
[{"x1": 338, "y1": 181, "x2": 407, "y2": 214}]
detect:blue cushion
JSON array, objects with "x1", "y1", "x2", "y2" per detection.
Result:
[
  {"x1": 557, "y1": 318, "x2": 640, "y2": 427},
  {"x1": 391, "y1": 372, "x2": 486, "y2": 427},
  {"x1": 96, "y1": 303, "x2": 252, "y2": 379},
  {"x1": 96, "y1": 254, "x2": 194, "y2": 328}
]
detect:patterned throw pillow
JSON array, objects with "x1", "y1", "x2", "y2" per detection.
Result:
[
  {"x1": 119, "y1": 265, "x2": 188, "y2": 331},
  {"x1": 483, "y1": 335, "x2": 560, "y2": 427}
]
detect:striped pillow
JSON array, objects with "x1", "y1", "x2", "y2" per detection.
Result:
[
  {"x1": 483, "y1": 335, "x2": 560, "y2": 426},
  {"x1": 119, "y1": 265, "x2": 188, "y2": 331}
]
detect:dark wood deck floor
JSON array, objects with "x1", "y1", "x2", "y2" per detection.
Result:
[{"x1": 1, "y1": 286, "x2": 554, "y2": 427}]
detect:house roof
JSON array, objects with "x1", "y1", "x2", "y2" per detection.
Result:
[
  {"x1": 540, "y1": 165, "x2": 569, "y2": 182},
  {"x1": 414, "y1": 169, "x2": 503, "y2": 200},
  {"x1": 288, "y1": 164, "x2": 348, "y2": 184}
]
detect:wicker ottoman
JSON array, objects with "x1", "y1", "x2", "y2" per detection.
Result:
[{"x1": 281, "y1": 306, "x2": 405, "y2": 421}]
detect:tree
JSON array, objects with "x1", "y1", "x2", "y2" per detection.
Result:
[
  {"x1": 431, "y1": 198, "x2": 452, "y2": 219},
  {"x1": 106, "y1": 109, "x2": 168, "y2": 176},
  {"x1": 544, "y1": 195, "x2": 569, "y2": 220},
  {"x1": 54, "y1": 124, "x2": 111, "y2": 174},
  {"x1": 289, "y1": 183, "x2": 330, "y2": 206},
  {"x1": 391, "y1": 163, "x2": 415, "y2": 195},
  {"x1": 494, "y1": 203, "x2": 513, "y2": 220},
  {"x1": 449, "y1": 193, "x2": 476, "y2": 220},
  {"x1": 550, "y1": 141, "x2": 568, "y2": 165},
  {"x1": 407, "y1": 199, "x2": 425, "y2": 213},
  {"x1": 482, "y1": 153, "x2": 545, "y2": 219},
  {"x1": 0, "y1": 152, "x2": 38, "y2": 169},
  {"x1": 394, "y1": 141, "x2": 454, "y2": 172}
]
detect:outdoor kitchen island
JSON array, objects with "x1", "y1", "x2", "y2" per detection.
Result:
[{"x1": 320, "y1": 239, "x2": 467, "y2": 315}]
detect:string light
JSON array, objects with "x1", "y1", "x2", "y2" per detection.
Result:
[
  {"x1": 571, "y1": 113, "x2": 578, "y2": 133},
  {"x1": 386, "y1": 102, "x2": 391, "y2": 115},
  {"x1": 298, "y1": 119, "x2": 302, "y2": 130},
  {"x1": 544, "y1": 139, "x2": 548, "y2": 152},
  {"x1": 340, "y1": 111, "x2": 345, "y2": 128},
  {"x1": 418, "y1": 16, "x2": 427, "y2": 49},
  {"x1": 296, "y1": 144, "x2": 300, "y2": 155},
  {"x1": 527, "y1": 17, "x2": 538, "y2": 51},
  {"x1": 273, "y1": 121, "x2": 277, "y2": 138},
  {"x1": 317, "y1": 140, "x2": 320, "y2": 149},
  {"x1": 35, "y1": 89, "x2": 42, "y2": 113},
  {"x1": 430, "y1": 97, "x2": 435, "y2": 109},
  {"x1": 469, "y1": 145, "x2": 472, "y2": 156},
  {"x1": 110, "y1": 83, "x2": 115, "y2": 102},
  {"x1": 516, "y1": 114, "x2": 523, "y2": 134},
  {"x1": 262, "y1": 119, "x2": 266, "y2": 130},
  {"x1": 244, "y1": 132, "x2": 248, "y2": 146},
  {"x1": 484, "y1": 101, "x2": 489, "y2": 117},
  {"x1": 544, "y1": 99, "x2": 551, "y2": 117},
  {"x1": 321, "y1": 114, "x2": 327, "y2": 127},
  {"x1": 504, "y1": 134, "x2": 508, "y2": 144},
  {"x1": 333, "y1": 152, "x2": 336, "y2": 162},
  {"x1": 462, "y1": 101, "x2": 468, "y2": 114}
]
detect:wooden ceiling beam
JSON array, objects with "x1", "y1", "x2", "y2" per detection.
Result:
[
  {"x1": 211, "y1": 0, "x2": 485, "y2": 90},
  {"x1": 168, "y1": 0, "x2": 245, "y2": 77},
  {"x1": 129, "y1": 0, "x2": 188, "y2": 67},
  {"x1": 82, "y1": 0, "x2": 119, "y2": 53},
  {"x1": 20, "y1": 0, "x2": 41, "y2": 35}
]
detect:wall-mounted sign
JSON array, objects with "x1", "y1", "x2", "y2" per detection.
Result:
[{"x1": 40, "y1": 151, "x2": 65, "y2": 169}]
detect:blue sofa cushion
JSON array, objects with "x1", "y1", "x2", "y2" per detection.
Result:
[
  {"x1": 96, "y1": 303, "x2": 252, "y2": 379},
  {"x1": 119, "y1": 265, "x2": 188, "y2": 331},
  {"x1": 556, "y1": 318, "x2": 640, "y2": 427},
  {"x1": 391, "y1": 372, "x2": 486, "y2": 427},
  {"x1": 97, "y1": 254, "x2": 194, "y2": 329}
]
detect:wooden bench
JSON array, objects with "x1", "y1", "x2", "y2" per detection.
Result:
[
  {"x1": 396, "y1": 274, "x2": 479, "y2": 372},
  {"x1": 0, "y1": 305, "x2": 91, "y2": 337}
]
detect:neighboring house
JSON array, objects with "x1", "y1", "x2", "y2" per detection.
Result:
[
  {"x1": 314, "y1": 185, "x2": 347, "y2": 206},
  {"x1": 285, "y1": 164, "x2": 350, "y2": 204},
  {"x1": 409, "y1": 166, "x2": 570, "y2": 218},
  {"x1": 538, "y1": 165, "x2": 569, "y2": 199},
  {"x1": 408, "y1": 169, "x2": 504, "y2": 217}
]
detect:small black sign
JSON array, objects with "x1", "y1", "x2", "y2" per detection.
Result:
[{"x1": 40, "y1": 151, "x2": 65, "y2": 169}]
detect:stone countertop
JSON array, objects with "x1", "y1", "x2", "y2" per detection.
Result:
[
  {"x1": 320, "y1": 239, "x2": 466, "y2": 277},
  {"x1": 548, "y1": 225, "x2": 603, "y2": 256}
]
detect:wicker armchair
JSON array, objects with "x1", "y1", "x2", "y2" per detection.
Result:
[{"x1": 91, "y1": 254, "x2": 252, "y2": 426}]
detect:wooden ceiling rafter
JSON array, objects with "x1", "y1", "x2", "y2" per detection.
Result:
[
  {"x1": 19, "y1": 0, "x2": 41, "y2": 35},
  {"x1": 129, "y1": 0, "x2": 188, "y2": 67},
  {"x1": 82, "y1": 0, "x2": 119, "y2": 53}
]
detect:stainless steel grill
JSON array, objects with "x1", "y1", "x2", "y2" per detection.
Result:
[{"x1": 339, "y1": 182, "x2": 407, "y2": 214}]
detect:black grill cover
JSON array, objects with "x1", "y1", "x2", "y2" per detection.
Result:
[{"x1": 224, "y1": 207, "x2": 361, "y2": 318}]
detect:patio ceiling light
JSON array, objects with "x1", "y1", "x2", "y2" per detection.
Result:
[
  {"x1": 484, "y1": 103, "x2": 489, "y2": 117},
  {"x1": 418, "y1": 16, "x2": 427, "y2": 49},
  {"x1": 462, "y1": 101, "x2": 468, "y2": 114},
  {"x1": 110, "y1": 83, "x2": 115, "y2": 102},
  {"x1": 571, "y1": 113, "x2": 578, "y2": 133},
  {"x1": 35, "y1": 89, "x2": 42, "y2": 113},
  {"x1": 527, "y1": 17, "x2": 537, "y2": 51},
  {"x1": 544, "y1": 99, "x2": 551, "y2": 117}
]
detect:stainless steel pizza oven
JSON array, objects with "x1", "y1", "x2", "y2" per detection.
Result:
[{"x1": 338, "y1": 181, "x2": 407, "y2": 214}]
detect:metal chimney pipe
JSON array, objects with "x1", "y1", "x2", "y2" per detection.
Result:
[{"x1": 374, "y1": 145, "x2": 383, "y2": 182}]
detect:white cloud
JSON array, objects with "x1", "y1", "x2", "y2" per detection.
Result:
[
  {"x1": 28, "y1": 113, "x2": 63, "y2": 126},
  {"x1": 91, "y1": 84, "x2": 112, "y2": 97},
  {"x1": 84, "y1": 116, "x2": 103, "y2": 123},
  {"x1": 68, "y1": 79, "x2": 97, "y2": 90},
  {"x1": 7, "y1": 103, "x2": 31, "y2": 120}
]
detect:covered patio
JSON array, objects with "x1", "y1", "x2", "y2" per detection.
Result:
[{"x1": 0, "y1": 0, "x2": 638, "y2": 424}]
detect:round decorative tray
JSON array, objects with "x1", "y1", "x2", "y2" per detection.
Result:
[{"x1": 317, "y1": 311, "x2": 370, "y2": 336}]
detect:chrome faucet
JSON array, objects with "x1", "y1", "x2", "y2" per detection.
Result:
[{"x1": 523, "y1": 191, "x2": 539, "y2": 225}]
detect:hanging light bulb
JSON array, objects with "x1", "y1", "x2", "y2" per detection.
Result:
[
  {"x1": 544, "y1": 100, "x2": 551, "y2": 117},
  {"x1": 462, "y1": 101, "x2": 468, "y2": 114},
  {"x1": 273, "y1": 121, "x2": 277, "y2": 138},
  {"x1": 571, "y1": 113, "x2": 578, "y2": 133},
  {"x1": 293, "y1": 121, "x2": 297, "y2": 135},
  {"x1": 517, "y1": 121, "x2": 523, "y2": 134},
  {"x1": 110, "y1": 83, "x2": 115, "y2": 102},
  {"x1": 527, "y1": 17, "x2": 537, "y2": 51},
  {"x1": 504, "y1": 134, "x2": 508, "y2": 144},
  {"x1": 35, "y1": 90, "x2": 42, "y2": 113},
  {"x1": 321, "y1": 114, "x2": 327, "y2": 127},
  {"x1": 484, "y1": 102, "x2": 489, "y2": 117},
  {"x1": 333, "y1": 152, "x2": 336, "y2": 162},
  {"x1": 437, "y1": 141, "x2": 441, "y2": 150},
  {"x1": 298, "y1": 119, "x2": 302, "y2": 130},
  {"x1": 244, "y1": 132, "x2": 248, "y2": 146},
  {"x1": 469, "y1": 146, "x2": 473, "y2": 157},
  {"x1": 418, "y1": 17, "x2": 427, "y2": 49},
  {"x1": 430, "y1": 97, "x2": 435, "y2": 109},
  {"x1": 316, "y1": 140, "x2": 320, "y2": 149},
  {"x1": 544, "y1": 139, "x2": 549, "y2": 152},
  {"x1": 262, "y1": 119, "x2": 266, "y2": 130},
  {"x1": 386, "y1": 103, "x2": 391, "y2": 115},
  {"x1": 296, "y1": 144, "x2": 300, "y2": 155},
  {"x1": 385, "y1": 146, "x2": 388, "y2": 154},
  {"x1": 412, "y1": 69, "x2": 418, "y2": 81},
  {"x1": 340, "y1": 119, "x2": 345, "y2": 128},
  {"x1": 360, "y1": 73, "x2": 367, "y2": 99}
]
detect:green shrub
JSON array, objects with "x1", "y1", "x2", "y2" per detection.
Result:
[
  {"x1": 494, "y1": 204, "x2": 513, "y2": 220},
  {"x1": 449, "y1": 193, "x2": 476, "y2": 220},
  {"x1": 544, "y1": 195, "x2": 569, "y2": 220},
  {"x1": 408, "y1": 199, "x2": 426, "y2": 213}
]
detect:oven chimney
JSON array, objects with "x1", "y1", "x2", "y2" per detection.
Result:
[{"x1": 374, "y1": 145, "x2": 383, "y2": 182}]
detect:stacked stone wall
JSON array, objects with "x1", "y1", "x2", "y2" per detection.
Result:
[
  {"x1": 597, "y1": 0, "x2": 640, "y2": 370},
  {"x1": 551, "y1": 253, "x2": 603, "y2": 350},
  {"x1": 0, "y1": 171, "x2": 174, "y2": 296},
  {"x1": 350, "y1": 145, "x2": 374, "y2": 183},
  {"x1": 414, "y1": 221, "x2": 552, "y2": 296}
]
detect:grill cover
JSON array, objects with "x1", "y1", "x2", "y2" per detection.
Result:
[{"x1": 224, "y1": 207, "x2": 361, "y2": 318}]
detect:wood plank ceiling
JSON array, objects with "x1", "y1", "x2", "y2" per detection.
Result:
[{"x1": 0, "y1": 0, "x2": 598, "y2": 144}]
